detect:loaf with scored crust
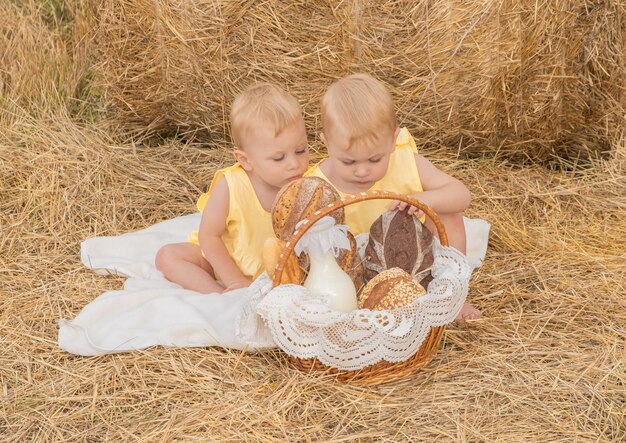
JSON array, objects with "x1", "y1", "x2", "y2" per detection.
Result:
[
  {"x1": 270, "y1": 177, "x2": 363, "y2": 287},
  {"x1": 364, "y1": 209, "x2": 434, "y2": 289},
  {"x1": 271, "y1": 176, "x2": 344, "y2": 241}
]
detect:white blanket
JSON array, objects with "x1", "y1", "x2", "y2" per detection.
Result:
[{"x1": 58, "y1": 214, "x2": 490, "y2": 356}]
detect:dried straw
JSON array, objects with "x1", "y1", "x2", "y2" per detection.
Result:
[
  {"x1": 1, "y1": 0, "x2": 625, "y2": 441},
  {"x1": 94, "y1": 0, "x2": 625, "y2": 163}
]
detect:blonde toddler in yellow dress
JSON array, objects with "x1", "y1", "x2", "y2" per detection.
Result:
[
  {"x1": 308, "y1": 73, "x2": 481, "y2": 322},
  {"x1": 155, "y1": 83, "x2": 309, "y2": 294}
]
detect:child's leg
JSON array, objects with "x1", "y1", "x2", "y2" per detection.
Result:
[
  {"x1": 425, "y1": 213, "x2": 481, "y2": 323},
  {"x1": 155, "y1": 242, "x2": 225, "y2": 294}
]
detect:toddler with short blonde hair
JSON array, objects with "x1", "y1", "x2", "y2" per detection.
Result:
[
  {"x1": 308, "y1": 73, "x2": 481, "y2": 322},
  {"x1": 156, "y1": 83, "x2": 309, "y2": 294}
]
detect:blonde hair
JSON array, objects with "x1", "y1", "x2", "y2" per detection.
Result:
[
  {"x1": 230, "y1": 83, "x2": 303, "y2": 149},
  {"x1": 321, "y1": 73, "x2": 397, "y2": 144}
]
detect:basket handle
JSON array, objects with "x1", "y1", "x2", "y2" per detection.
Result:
[{"x1": 272, "y1": 190, "x2": 448, "y2": 287}]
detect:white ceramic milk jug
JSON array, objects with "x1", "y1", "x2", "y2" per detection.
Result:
[
  {"x1": 295, "y1": 216, "x2": 358, "y2": 313},
  {"x1": 304, "y1": 251, "x2": 357, "y2": 312}
]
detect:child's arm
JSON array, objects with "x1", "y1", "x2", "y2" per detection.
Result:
[
  {"x1": 198, "y1": 177, "x2": 251, "y2": 291},
  {"x1": 391, "y1": 154, "x2": 471, "y2": 215}
]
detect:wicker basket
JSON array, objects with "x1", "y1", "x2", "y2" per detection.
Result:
[{"x1": 271, "y1": 190, "x2": 451, "y2": 385}]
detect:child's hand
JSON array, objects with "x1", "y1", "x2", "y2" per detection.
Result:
[
  {"x1": 390, "y1": 195, "x2": 428, "y2": 218},
  {"x1": 222, "y1": 278, "x2": 251, "y2": 293}
]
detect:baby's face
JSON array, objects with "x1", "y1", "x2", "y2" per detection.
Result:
[
  {"x1": 238, "y1": 119, "x2": 309, "y2": 190},
  {"x1": 323, "y1": 126, "x2": 396, "y2": 193}
]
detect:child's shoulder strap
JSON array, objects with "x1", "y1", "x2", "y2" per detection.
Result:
[
  {"x1": 395, "y1": 127, "x2": 418, "y2": 153},
  {"x1": 196, "y1": 163, "x2": 241, "y2": 212}
]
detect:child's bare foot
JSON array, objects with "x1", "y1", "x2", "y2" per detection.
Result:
[{"x1": 455, "y1": 302, "x2": 481, "y2": 324}]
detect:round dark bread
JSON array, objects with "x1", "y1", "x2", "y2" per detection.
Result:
[{"x1": 364, "y1": 209, "x2": 434, "y2": 288}]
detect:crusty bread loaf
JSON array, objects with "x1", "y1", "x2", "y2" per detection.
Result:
[
  {"x1": 364, "y1": 209, "x2": 434, "y2": 289},
  {"x1": 270, "y1": 176, "x2": 364, "y2": 288},
  {"x1": 358, "y1": 267, "x2": 426, "y2": 310},
  {"x1": 262, "y1": 236, "x2": 304, "y2": 285},
  {"x1": 271, "y1": 176, "x2": 344, "y2": 241}
]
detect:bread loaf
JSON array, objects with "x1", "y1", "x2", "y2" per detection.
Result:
[
  {"x1": 271, "y1": 177, "x2": 344, "y2": 241},
  {"x1": 364, "y1": 210, "x2": 434, "y2": 288},
  {"x1": 262, "y1": 236, "x2": 304, "y2": 285},
  {"x1": 270, "y1": 176, "x2": 363, "y2": 288},
  {"x1": 358, "y1": 267, "x2": 426, "y2": 310}
]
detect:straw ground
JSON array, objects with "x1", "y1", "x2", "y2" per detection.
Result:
[{"x1": 1, "y1": 1, "x2": 625, "y2": 441}]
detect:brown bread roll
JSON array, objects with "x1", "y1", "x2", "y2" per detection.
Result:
[
  {"x1": 364, "y1": 209, "x2": 434, "y2": 289},
  {"x1": 262, "y1": 236, "x2": 305, "y2": 285},
  {"x1": 358, "y1": 267, "x2": 426, "y2": 310},
  {"x1": 271, "y1": 176, "x2": 344, "y2": 241}
]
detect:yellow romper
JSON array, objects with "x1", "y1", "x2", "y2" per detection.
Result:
[
  {"x1": 188, "y1": 164, "x2": 273, "y2": 280},
  {"x1": 305, "y1": 127, "x2": 425, "y2": 235}
]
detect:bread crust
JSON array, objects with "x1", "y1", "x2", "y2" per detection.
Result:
[
  {"x1": 271, "y1": 177, "x2": 364, "y2": 287},
  {"x1": 358, "y1": 267, "x2": 426, "y2": 310},
  {"x1": 271, "y1": 177, "x2": 344, "y2": 241},
  {"x1": 364, "y1": 210, "x2": 434, "y2": 288}
]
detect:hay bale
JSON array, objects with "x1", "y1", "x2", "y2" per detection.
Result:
[
  {"x1": 95, "y1": 0, "x2": 354, "y2": 140},
  {"x1": 95, "y1": 0, "x2": 625, "y2": 162}
]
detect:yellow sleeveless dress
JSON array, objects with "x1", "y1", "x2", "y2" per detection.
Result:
[
  {"x1": 188, "y1": 164, "x2": 273, "y2": 280},
  {"x1": 305, "y1": 127, "x2": 425, "y2": 234}
]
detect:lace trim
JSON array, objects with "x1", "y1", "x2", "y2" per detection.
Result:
[{"x1": 255, "y1": 242, "x2": 470, "y2": 370}]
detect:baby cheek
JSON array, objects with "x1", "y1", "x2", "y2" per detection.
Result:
[{"x1": 342, "y1": 166, "x2": 355, "y2": 179}]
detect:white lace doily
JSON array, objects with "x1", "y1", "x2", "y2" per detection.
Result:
[{"x1": 255, "y1": 241, "x2": 471, "y2": 371}]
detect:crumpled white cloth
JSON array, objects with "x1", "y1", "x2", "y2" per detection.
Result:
[
  {"x1": 294, "y1": 216, "x2": 351, "y2": 259},
  {"x1": 58, "y1": 213, "x2": 276, "y2": 356},
  {"x1": 464, "y1": 217, "x2": 491, "y2": 271},
  {"x1": 58, "y1": 213, "x2": 490, "y2": 358}
]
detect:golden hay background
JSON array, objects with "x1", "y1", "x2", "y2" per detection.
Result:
[
  {"x1": 1, "y1": 0, "x2": 625, "y2": 441},
  {"x1": 96, "y1": 0, "x2": 625, "y2": 163}
]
